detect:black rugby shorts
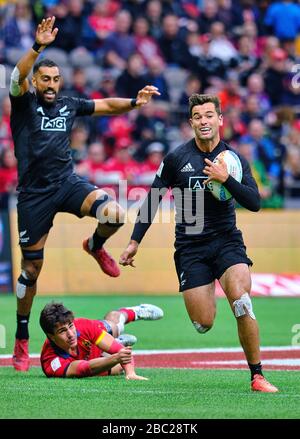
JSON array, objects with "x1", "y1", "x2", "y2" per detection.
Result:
[
  {"x1": 17, "y1": 174, "x2": 98, "y2": 247},
  {"x1": 174, "y1": 229, "x2": 253, "y2": 292}
]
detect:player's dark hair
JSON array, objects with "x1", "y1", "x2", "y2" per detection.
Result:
[
  {"x1": 189, "y1": 94, "x2": 222, "y2": 117},
  {"x1": 39, "y1": 302, "x2": 74, "y2": 335},
  {"x1": 33, "y1": 59, "x2": 59, "y2": 74}
]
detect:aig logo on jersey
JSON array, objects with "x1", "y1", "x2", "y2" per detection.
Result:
[
  {"x1": 38, "y1": 105, "x2": 69, "y2": 132},
  {"x1": 41, "y1": 116, "x2": 66, "y2": 131},
  {"x1": 189, "y1": 176, "x2": 207, "y2": 191}
]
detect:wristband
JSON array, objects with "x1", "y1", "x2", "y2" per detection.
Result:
[
  {"x1": 32, "y1": 42, "x2": 43, "y2": 53},
  {"x1": 130, "y1": 98, "x2": 137, "y2": 108}
]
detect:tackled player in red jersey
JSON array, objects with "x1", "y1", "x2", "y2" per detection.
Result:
[{"x1": 40, "y1": 302, "x2": 163, "y2": 379}]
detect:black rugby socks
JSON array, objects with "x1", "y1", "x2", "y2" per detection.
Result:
[
  {"x1": 16, "y1": 312, "x2": 30, "y2": 340},
  {"x1": 90, "y1": 229, "x2": 107, "y2": 252},
  {"x1": 248, "y1": 362, "x2": 263, "y2": 380}
]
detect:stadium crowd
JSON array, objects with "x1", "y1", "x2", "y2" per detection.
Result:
[{"x1": 1, "y1": 0, "x2": 300, "y2": 207}]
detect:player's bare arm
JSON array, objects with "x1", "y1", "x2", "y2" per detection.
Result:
[
  {"x1": 93, "y1": 85, "x2": 161, "y2": 115},
  {"x1": 65, "y1": 348, "x2": 132, "y2": 377},
  {"x1": 203, "y1": 157, "x2": 229, "y2": 184},
  {"x1": 119, "y1": 240, "x2": 139, "y2": 267},
  {"x1": 10, "y1": 16, "x2": 58, "y2": 97}
]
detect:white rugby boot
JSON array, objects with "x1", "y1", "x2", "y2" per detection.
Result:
[{"x1": 127, "y1": 304, "x2": 164, "y2": 321}]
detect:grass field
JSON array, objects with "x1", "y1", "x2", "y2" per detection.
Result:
[{"x1": 1, "y1": 295, "x2": 300, "y2": 419}]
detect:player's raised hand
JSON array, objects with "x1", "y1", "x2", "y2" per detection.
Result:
[
  {"x1": 119, "y1": 240, "x2": 139, "y2": 267},
  {"x1": 35, "y1": 16, "x2": 58, "y2": 46},
  {"x1": 203, "y1": 157, "x2": 229, "y2": 184},
  {"x1": 135, "y1": 85, "x2": 161, "y2": 107}
]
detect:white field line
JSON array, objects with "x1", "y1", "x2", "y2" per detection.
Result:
[
  {"x1": 1, "y1": 345, "x2": 300, "y2": 359},
  {"x1": 191, "y1": 359, "x2": 300, "y2": 366}
]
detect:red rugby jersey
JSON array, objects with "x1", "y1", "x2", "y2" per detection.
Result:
[{"x1": 41, "y1": 318, "x2": 107, "y2": 378}]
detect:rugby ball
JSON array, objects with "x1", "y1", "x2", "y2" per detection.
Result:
[{"x1": 207, "y1": 150, "x2": 243, "y2": 201}]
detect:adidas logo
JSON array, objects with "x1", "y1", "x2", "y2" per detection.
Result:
[{"x1": 180, "y1": 163, "x2": 195, "y2": 172}]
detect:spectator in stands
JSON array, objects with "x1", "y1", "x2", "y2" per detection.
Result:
[
  {"x1": 221, "y1": 106, "x2": 247, "y2": 144},
  {"x1": 85, "y1": 0, "x2": 118, "y2": 43},
  {"x1": 238, "y1": 141, "x2": 283, "y2": 208},
  {"x1": 133, "y1": 16, "x2": 162, "y2": 65},
  {"x1": 264, "y1": 48, "x2": 290, "y2": 106},
  {"x1": 241, "y1": 118, "x2": 285, "y2": 196},
  {"x1": 46, "y1": 0, "x2": 85, "y2": 52},
  {"x1": 241, "y1": 94, "x2": 265, "y2": 125},
  {"x1": 146, "y1": 0, "x2": 164, "y2": 40},
  {"x1": 158, "y1": 14, "x2": 190, "y2": 68},
  {"x1": 137, "y1": 141, "x2": 165, "y2": 187},
  {"x1": 233, "y1": 34, "x2": 261, "y2": 86},
  {"x1": 102, "y1": 10, "x2": 136, "y2": 71},
  {"x1": 217, "y1": 0, "x2": 244, "y2": 34},
  {"x1": 104, "y1": 136, "x2": 141, "y2": 193},
  {"x1": 70, "y1": 124, "x2": 89, "y2": 165},
  {"x1": 192, "y1": 33, "x2": 226, "y2": 89},
  {"x1": 76, "y1": 141, "x2": 107, "y2": 187},
  {"x1": 116, "y1": 53, "x2": 148, "y2": 98},
  {"x1": 284, "y1": 127, "x2": 300, "y2": 198},
  {"x1": 0, "y1": 96, "x2": 13, "y2": 150},
  {"x1": 90, "y1": 71, "x2": 117, "y2": 100},
  {"x1": 218, "y1": 70, "x2": 243, "y2": 112},
  {"x1": 146, "y1": 56, "x2": 170, "y2": 102},
  {"x1": 264, "y1": 0, "x2": 300, "y2": 44},
  {"x1": 245, "y1": 73, "x2": 271, "y2": 114},
  {"x1": 0, "y1": 148, "x2": 18, "y2": 194},
  {"x1": 64, "y1": 68, "x2": 90, "y2": 99},
  {"x1": 197, "y1": 0, "x2": 220, "y2": 34},
  {"x1": 208, "y1": 21, "x2": 238, "y2": 64},
  {"x1": 3, "y1": 0, "x2": 35, "y2": 50},
  {"x1": 179, "y1": 74, "x2": 203, "y2": 109}
]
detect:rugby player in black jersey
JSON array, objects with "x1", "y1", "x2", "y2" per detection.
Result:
[
  {"x1": 120, "y1": 94, "x2": 278, "y2": 392},
  {"x1": 9, "y1": 16, "x2": 160, "y2": 371}
]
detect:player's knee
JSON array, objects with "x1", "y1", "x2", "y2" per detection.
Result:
[
  {"x1": 100, "y1": 202, "x2": 125, "y2": 228},
  {"x1": 193, "y1": 320, "x2": 213, "y2": 334},
  {"x1": 92, "y1": 195, "x2": 125, "y2": 228},
  {"x1": 16, "y1": 264, "x2": 40, "y2": 299},
  {"x1": 104, "y1": 310, "x2": 120, "y2": 323},
  {"x1": 106, "y1": 202, "x2": 125, "y2": 225},
  {"x1": 232, "y1": 292, "x2": 256, "y2": 320}
]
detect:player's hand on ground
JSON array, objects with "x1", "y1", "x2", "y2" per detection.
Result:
[
  {"x1": 126, "y1": 372, "x2": 149, "y2": 381},
  {"x1": 117, "y1": 347, "x2": 132, "y2": 364},
  {"x1": 203, "y1": 157, "x2": 229, "y2": 184},
  {"x1": 135, "y1": 85, "x2": 161, "y2": 107},
  {"x1": 35, "y1": 16, "x2": 58, "y2": 46},
  {"x1": 119, "y1": 240, "x2": 138, "y2": 267}
]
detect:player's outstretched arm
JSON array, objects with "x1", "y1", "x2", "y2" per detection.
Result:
[
  {"x1": 65, "y1": 348, "x2": 132, "y2": 377},
  {"x1": 10, "y1": 16, "x2": 58, "y2": 97},
  {"x1": 92, "y1": 85, "x2": 160, "y2": 115}
]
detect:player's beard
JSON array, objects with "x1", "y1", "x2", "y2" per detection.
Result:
[{"x1": 36, "y1": 88, "x2": 58, "y2": 106}]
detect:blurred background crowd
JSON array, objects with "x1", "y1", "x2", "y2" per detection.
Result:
[{"x1": 1, "y1": 0, "x2": 300, "y2": 207}]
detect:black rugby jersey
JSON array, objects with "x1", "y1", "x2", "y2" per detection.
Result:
[
  {"x1": 9, "y1": 91, "x2": 95, "y2": 193},
  {"x1": 131, "y1": 139, "x2": 260, "y2": 248}
]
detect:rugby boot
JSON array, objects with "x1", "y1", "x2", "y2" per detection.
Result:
[
  {"x1": 116, "y1": 334, "x2": 137, "y2": 347},
  {"x1": 127, "y1": 304, "x2": 164, "y2": 321},
  {"x1": 12, "y1": 339, "x2": 30, "y2": 372},
  {"x1": 251, "y1": 374, "x2": 279, "y2": 393},
  {"x1": 83, "y1": 238, "x2": 120, "y2": 277}
]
